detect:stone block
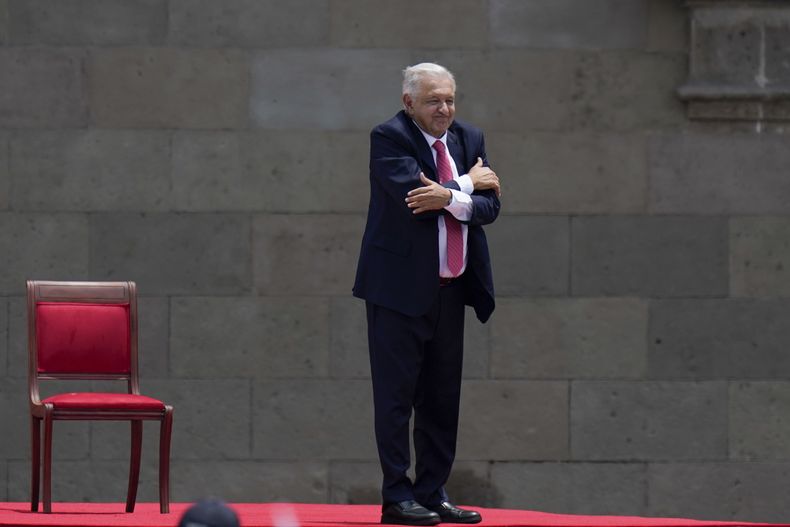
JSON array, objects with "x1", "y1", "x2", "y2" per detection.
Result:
[
  {"x1": 8, "y1": 0, "x2": 166, "y2": 45},
  {"x1": 0, "y1": 461, "x2": 6, "y2": 501},
  {"x1": 647, "y1": 0, "x2": 688, "y2": 53},
  {"x1": 0, "y1": 0, "x2": 7, "y2": 44},
  {"x1": 0, "y1": 297, "x2": 6, "y2": 379},
  {"x1": 491, "y1": 298, "x2": 647, "y2": 379},
  {"x1": 1, "y1": 378, "x2": 90, "y2": 461},
  {"x1": 253, "y1": 214, "x2": 365, "y2": 296},
  {"x1": 90, "y1": 213, "x2": 252, "y2": 296},
  {"x1": 8, "y1": 460, "x2": 130, "y2": 503},
  {"x1": 10, "y1": 130, "x2": 171, "y2": 212},
  {"x1": 731, "y1": 218, "x2": 790, "y2": 297},
  {"x1": 172, "y1": 131, "x2": 369, "y2": 213},
  {"x1": 647, "y1": 462, "x2": 790, "y2": 523},
  {"x1": 486, "y1": 216, "x2": 569, "y2": 296},
  {"x1": 444, "y1": 461, "x2": 492, "y2": 507},
  {"x1": 486, "y1": 131, "x2": 647, "y2": 214},
  {"x1": 6, "y1": 297, "x2": 25, "y2": 378},
  {"x1": 138, "y1": 297, "x2": 169, "y2": 379},
  {"x1": 89, "y1": 48, "x2": 247, "y2": 129},
  {"x1": 171, "y1": 461, "x2": 328, "y2": 503},
  {"x1": 426, "y1": 49, "x2": 578, "y2": 133},
  {"x1": 169, "y1": 0, "x2": 328, "y2": 47},
  {"x1": 566, "y1": 51, "x2": 686, "y2": 131},
  {"x1": 253, "y1": 380, "x2": 376, "y2": 460},
  {"x1": 490, "y1": 0, "x2": 647, "y2": 50},
  {"x1": 648, "y1": 299, "x2": 790, "y2": 379},
  {"x1": 250, "y1": 49, "x2": 409, "y2": 130},
  {"x1": 491, "y1": 462, "x2": 646, "y2": 515},
  {"x1": 650, "y1": 132, "x2": 790, "y2": 214},
  {"x1": 331, "y1": 0, "x2": 486, "y2": 48},
  {"x1": 765, "y1": 18, "x2": 790, "y2": 84},
  {"x1": 690, "y1": 7, "x2": 761, "y2": 86},
  {"x1": 329, "y1": 461, "x2": 382, "y2": 505},
  {"x1": 0, "y1": 48, "x2": 87, "y2": 128},
  {"x1": 0, "y1": 132, "x2": 8, "y2": 210},
  {"x1": 171, "y1": 296, "x2": 329, "y2": 379},
  {"x1": 0, "y1": 213, "x2": 90, "y2": 296},
  {"x1": 571, "y1": 381, "x2": 727, "y2": 461},
  {"x1": 730, "y1": 382, "x2": 790, "y2": 461},
  {"x1": 571, "y1": 216, "x2": 728, "y2": 297},
  {"x1": 462, "y1": 308, "x2": 490, "y2": 379},
  {"x1": 456, "y1": 381, "x2": 569, "y2": 460},
  {"x1": 91, "y1": 379, "x2": 250, "y2": 461}
]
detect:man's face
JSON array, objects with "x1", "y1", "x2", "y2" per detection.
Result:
[{"x1": 403, "y1": 76, "x2": 455, "y2": 138}]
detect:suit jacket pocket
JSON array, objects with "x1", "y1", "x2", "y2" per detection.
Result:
[{"x1": 373, "y1": 235, "x2": 411, "y2": 257}]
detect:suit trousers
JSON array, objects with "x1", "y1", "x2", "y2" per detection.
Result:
[{"x1": 366, "y1": 281, "x2": 466, "y2": 506}]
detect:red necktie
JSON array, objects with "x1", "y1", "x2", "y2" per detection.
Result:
[{"x1": 433, "y1": 140, "x2": 464, "y2": 276}]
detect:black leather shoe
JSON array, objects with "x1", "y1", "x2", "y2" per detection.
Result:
[
  {"x1": 381, "y1": 500, "x2": 441, "y2": 525},
  {"x1": 426, "y1": 502, "x2": 482, "y2": 524}
]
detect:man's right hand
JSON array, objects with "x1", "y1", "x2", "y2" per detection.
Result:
[{"x1": 468, "y1": 157, "x2": 501, "y2": 197}]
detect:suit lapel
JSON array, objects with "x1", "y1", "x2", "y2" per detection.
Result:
[
  {"x1": 401, "y1": 112, "x2": 438, "y2": 181},
  {"x1": 447, "y1": 129, "x2": 466, "y2": 175}
]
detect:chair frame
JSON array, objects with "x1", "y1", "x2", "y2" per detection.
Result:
[{"x1": 27, "y1": 280, "x2": 173, "y2": 514}]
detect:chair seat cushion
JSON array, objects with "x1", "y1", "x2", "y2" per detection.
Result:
[{"x1": 42, "y1": 392, "x2": 165, "y2": 410}]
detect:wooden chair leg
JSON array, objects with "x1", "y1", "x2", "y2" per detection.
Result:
[
  {"x1": 126, "y1": 420, "x2": 143, "y2": 513},
  {"x1": 158, "y1": 406, "x2": 173, "y2": 514},
  {"x1": 30, "y1": 417, "x2": 40, "y2": 512},
  {"x1": 43, "y1": 411, "x2": 53, "y2": 514}
]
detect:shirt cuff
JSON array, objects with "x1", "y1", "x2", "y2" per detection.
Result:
[
  {"x1": 445, "y1": 189, "x2": 473, "y2": 221},
  {"x1": 457, "y1": 174, "x2": 474, "y2": 195}
]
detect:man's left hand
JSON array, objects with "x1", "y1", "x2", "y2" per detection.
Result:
[{"x1": 406, "y1": 173, "x2": 452, "y2": 214}]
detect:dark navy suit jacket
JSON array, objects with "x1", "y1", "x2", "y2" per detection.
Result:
[{"x1": 353, "y1": 110, "x2": 500, "y2": 323}]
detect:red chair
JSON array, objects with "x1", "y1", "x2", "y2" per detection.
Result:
[{"x1": 27, "y1": 280, "x2": 173, "y2": 513}]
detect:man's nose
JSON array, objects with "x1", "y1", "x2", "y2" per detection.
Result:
[{"x1": 438, "y1": 102, "x2": 449, "y2": 114}]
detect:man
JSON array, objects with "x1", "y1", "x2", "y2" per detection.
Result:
[{"x1": 353, "y1": 63, "x2": 501, "y2": 526}]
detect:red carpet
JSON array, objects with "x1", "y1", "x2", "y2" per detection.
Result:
[{"x1": 0, "y1": 503, "x2": 787, "y2": 527}]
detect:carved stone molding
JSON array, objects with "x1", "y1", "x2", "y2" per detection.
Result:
[{"x1": 679, "y1": 0, "x2": 790, "y2": 121}]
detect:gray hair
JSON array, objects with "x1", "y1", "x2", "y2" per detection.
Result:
[{"x1": 402, "y1": 62, "x2": 456, "y2": 97}]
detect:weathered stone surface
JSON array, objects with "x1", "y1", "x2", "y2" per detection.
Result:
[
  {"x1": 172, "y1": 131, "x2": 369, "y2": 213},
  {"x1": 650, "y1": 132, "x2": 790, "y2": 214},
  {"x1": 648, "y1": 299, "x2": 790, "y2": 379},
  {"x1": 331, "y1": 0, "x2": 486, "y2": 48},
  {"x1": 250, "y1": 49, "x2": 409, "y2": 130},
  {"x1": 0, "y1": 132, "x2": 8, "y2": 210},
  {"x1": 456, "y1": 381, "x2": 568, "y2": 460},
  {"x1": 89, "y1": 48, "x2": 247, "y2": 129},
  {"x1": 486, "y1": 131, "x2": 647, "y2": 214},
  {"x1": 253, "y1": 380, "x2": 376, "y2": 460},
  {"x1": 445, "y1": 461, "x2": 493, "y2": 507},
  {"x1": 490, "y1": 0, "x2": 648, "y2": 50},
  {"x1": 765, "y1": 17, "x2": 790, "y2": 84},
  {"x1": 138, "y1": 297, "x2": 169, "y2": 379},
  {"x1": 0, "y1": 461, "x2": 6, "y2": 501},
  {"x1": 571, "y1": 381, "x2": 727, "y2": 461},
  {"x1": 491, "y1": 462, "x2": 646, "y2": 515},
  {"x1": 690, "y1": 7, "x2": 761, "y2": 86},
  {"x1": 486, "y1": 216, "x2": 569, "y2": 296},
  {"x1": 90, "y1": 213, "x2": 252, "y2": 296},
  {"x1": 253, "y1": 214, "x2": 365, "y2": 296},
  {"x1": 0, "y1": 213, "x2": 90, "y2": 296},
  {"x1": 427, "y1": 49, "x2": 578, "y2": 133},
  {"x1": 491, "y1": 298, "x2": 647, "y2": 379},
  {"x1": 0, "y1": 48, "x2": 87, "y2": 128},
  {"x1": 0, "y1": 0, "x2": 7, "y2": 44},
  {"x1": 169, "y1": 0, "x2": 328, "y2": 47},
  {"x1": 8, "y1": 460, "x2": 130, "y2": 502},
  {"x1": 171, "y1": 296, "x2": 329, "y2": 378},
  {"x1": 171, "y1": 461, "x2": 328, "y2": 503},
  {"x1": 648, "y1": 462, "x2": 790, "y2": 523},
  {"x1": 730, "y1": 382, "x2": 790, "y2": 461},
  {"x1": 8, "y1": 0, "x2": 167, "y2": 45},
  {"x1": 92, "y1": 379, "x2": 250, "y2": 461},
  {"x1": 0, "y1": 298, "x2": 6, "y2": 379},
  {"x1": 647, "y1": 0, "x2": 688, "y2": 52},
  {"x1": 571, "y1": 216, "x2": 728, "y2": 297},
  {"x1": 329, "y1": 461, "x2": 380, "y2": 504},
  {"x1": 1, "y1": 378, "x2": 89, "y2": 461},
  {"x1": 6, "y1": 297, "x2": 25, "y2": 379},
  {"x1": 10, "y1": 130, "x2": 171, "y2": 212},
  {"x1": 731, "y1": 217, "x2": 790, "y2": 297},
  {"x1": 567, "y1": 51, "x2": 686, "y2": 131}
]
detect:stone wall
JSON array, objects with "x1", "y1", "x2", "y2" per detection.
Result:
[{"x1": 2, "y1": 0, "x2": 790, "y2": 522}]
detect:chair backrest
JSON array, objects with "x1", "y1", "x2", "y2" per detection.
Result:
[{"x1": 27, "y1": 281, "x2": 140, "y2": 396}]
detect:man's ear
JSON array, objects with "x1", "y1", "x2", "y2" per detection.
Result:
[{"x1": 402, "y1": 93, "x2": 413, "y2": 114}]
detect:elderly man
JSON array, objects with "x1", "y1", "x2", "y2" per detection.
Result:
[{"x1": 353, "y1": 63, "x2": 501, "y2": 526}]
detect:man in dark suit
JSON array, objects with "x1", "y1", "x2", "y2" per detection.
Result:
[{"x1": 353, "y1": 63, "x2": 501, "y2": 526}]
